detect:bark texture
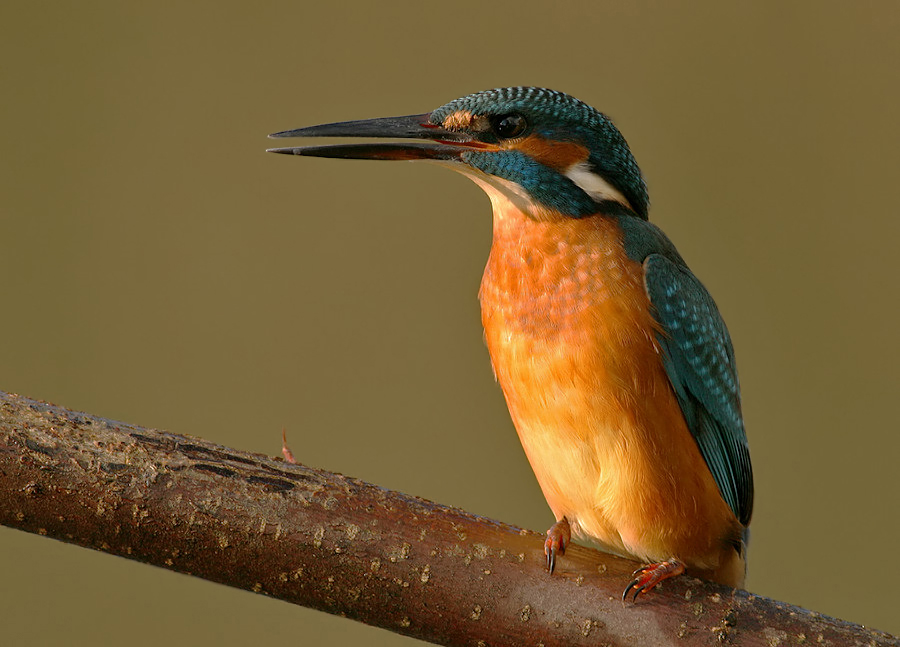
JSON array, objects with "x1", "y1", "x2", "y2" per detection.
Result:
[{"x1": 0, "y1": 391, "x2": 896, "y2": 646}]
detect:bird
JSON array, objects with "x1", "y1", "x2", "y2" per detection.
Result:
[{"x1": 267, "y1": 87, "x2": 753, "y2": 601}]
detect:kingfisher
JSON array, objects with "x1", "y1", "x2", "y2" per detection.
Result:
[{"x1": 268, "y1": 87, "x2": 753, "y2": 600}]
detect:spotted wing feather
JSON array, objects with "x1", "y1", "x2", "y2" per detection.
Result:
[{"x1": 643, "y1": 254, "x2": 753, "y2": 526}]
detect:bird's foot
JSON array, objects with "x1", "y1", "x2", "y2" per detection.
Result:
[
  {"x1": 281, "y1": 427, "x2": 296, "y2": 464},
  {"x1": 623, "y1": 559, "x2": 685, "y2": 603},
  {"x1": 544, "y1": 517, "x2": 571, "y2": 574}
]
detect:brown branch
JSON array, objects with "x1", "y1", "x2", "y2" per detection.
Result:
[{"x1": 0, "y1": 390, "x2": 895, "y2": 647}]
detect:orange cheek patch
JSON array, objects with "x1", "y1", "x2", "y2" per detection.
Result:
[{"x1": 513, "y1": 135, "x2": 589, "y2": 170}]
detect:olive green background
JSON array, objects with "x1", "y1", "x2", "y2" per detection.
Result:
[{"x1": 2, "y1": 2, "x2": 898, "y2": 643}]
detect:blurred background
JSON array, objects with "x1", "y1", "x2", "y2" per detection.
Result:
[{"x1": 2, "y1": 2, "x2": 898, "y2": 643}]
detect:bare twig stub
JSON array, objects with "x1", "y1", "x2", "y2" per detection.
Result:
[{"x1": 0, "y1": 391, "x2": 896, "y2": 646}]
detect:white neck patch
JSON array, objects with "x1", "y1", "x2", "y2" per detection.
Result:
[{"x1": 564, "y1": 161, "x2": 631, "y2": 210}]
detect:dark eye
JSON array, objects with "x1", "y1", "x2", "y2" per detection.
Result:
[{"x1": 490, "y1": 113, "x2": 528, "y2": 139}]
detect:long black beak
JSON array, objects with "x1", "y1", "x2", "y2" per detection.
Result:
[{"x1": 267, "y1": 113, "x2": 476, "y2": 161}]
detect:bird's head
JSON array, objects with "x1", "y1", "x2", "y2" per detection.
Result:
[{"x1": 269, "y1": 87, "x2": 648, "y2": 221}]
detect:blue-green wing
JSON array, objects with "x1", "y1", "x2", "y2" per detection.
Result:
[{"x1": 643, "y1": 254, "x2": 753, "y2": 526}]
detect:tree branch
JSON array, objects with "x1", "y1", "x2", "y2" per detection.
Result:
[{"x1": 0, "y1": 391, "x2": 895, "y2": 646}]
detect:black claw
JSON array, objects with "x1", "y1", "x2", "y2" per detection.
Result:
[
  {"x1": 623, "y1": 579, "x2": 639, "y2": 603},
  {"x1": 632, "y1": 584, "x2": 646, "y2": 603},
  {"x1": 622, "y1": 579, "x2": 647, "y2": 604},
  {"x1": 547, "y1": 549, "x2": 556, "y2": 575}
]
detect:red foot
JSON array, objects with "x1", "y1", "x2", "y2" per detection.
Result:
[
  {"x1": 281, "y1": 427, "x2": 296, "y2": 464},
  {"x1": 544, "y1": 517, "x2": 571, "y2": 574},
  {"x1": 623, "y1": 559, "x2": 685, "y2": 602}
]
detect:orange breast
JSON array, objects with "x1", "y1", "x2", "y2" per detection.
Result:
[{"x1": 479, "y1": 196, "x2": 741, "y2": 579}]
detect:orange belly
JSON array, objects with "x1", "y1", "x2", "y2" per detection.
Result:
[{"x1": 479, "y1": 199, "x2": 743, "y2": 583}]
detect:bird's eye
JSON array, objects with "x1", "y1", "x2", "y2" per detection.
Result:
[{"x1": 490, "y1": 113, "x2": 528, "y2": 139}]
